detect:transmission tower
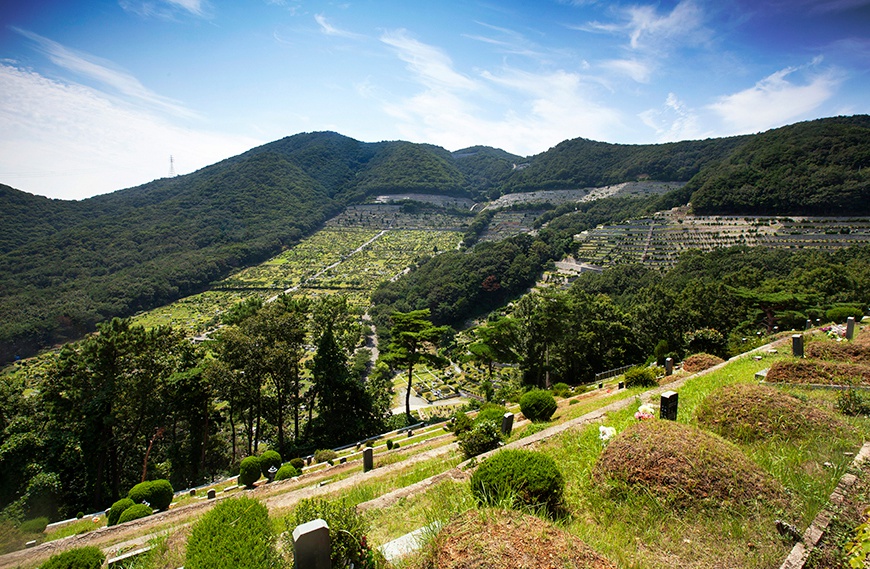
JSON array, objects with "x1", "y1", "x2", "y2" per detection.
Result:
[{"x1": 169, "y1": 155, "x2": 176, "y2": 177}]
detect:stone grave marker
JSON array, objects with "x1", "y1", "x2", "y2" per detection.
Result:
[
  {"x1": 292, "y1": 518, "x2": 331, "y2": 569},
  {"x1": 501, "y1": 412, "x2": 514, "y2": 436},
  {"x1": 363, "y1": 447, "x2": 373, "y2": 472},
  {"x1": 207, "y1": 489, "x2": 216, "y2": 500},
  {"x1": 660, "y1": 391, "x2": 678, "y2": 421},
  {"x1": 792, "y1": 334, "x2": 804, "y2": 358},
  {"x1": 665, "y1": 357, "x2": 674, "y2": 376},
  {"x1": 847, "y1": 316, "x2": 856, "y2": 340},
  {"x1": 618, "y1": 381, "x2": 624, "y2": 390}
]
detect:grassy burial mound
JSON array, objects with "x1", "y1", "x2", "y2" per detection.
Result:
[
  {"x1": 765, "y1": 359, "x2": 870, "y2": 386},
  {"x1": 805, "y1": 336, "x2": 870, "y2": 364},
  {"x1": 682, "y1": 353, "x2": 725, "y2": 373},
  {"x1": 695, "y1": 383, "x2": 852, "y2": 443},
  {"x1": 593, "y1": 420, "x2": 785, "y2": 508},
  {"x1": 413, "y1": 508, "x2": 617, "y2": 569}
]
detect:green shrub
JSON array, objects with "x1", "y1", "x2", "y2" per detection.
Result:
[
  {"x1": 117, "y1": 503, "x2": 152, "y2": 524},
  {"x1": 838, "y1": 389, "x2": 870, "y2": 416},
  {"x1": 274, "y1": 464, "x2": 299, "y2": 481},
  {"x1": 314, "y1": 449, "x2": 338, "y2": 464},
  {"x1": 826, "y1": 306, "x2": 865, "y2": 323},
  {"x1": 551, "y1": 382, "x2": 572, "y2": 397},
  {"x1": 458, "y1": 421, "x2": 502, "y2": 459},
  {"x1": 451, "y1": 411, "x2": 473, "y2": 436},
  {"x1": 519, "y1": 389, "x2": 557, "y2": 422},
  {"x1": 127, "y1": 479, "x2": 173, "y2": 511},
  {"x1": 39, "y1": 546, "x2": 105, "y2": 569},
  {"x1": 470, "y1": 449, "x2": 564, "y2": 515},
  {"x1": 107, "y1": 497, "x2": 135, "y2": 526},
  {"x1": 19, "y1": 517, "x2": 48, "y2": 534},
  {"x1": 474, "y1": 403, "x2": 507, "y2": 426},
  {"x1": 186, "y1": 497, "x2": 280, "y2": 569},
  {"x1": 284, "y1": 497, "x2": 375, "y2": 568},
  {"x1": 684, "y1": 328, "x2": 727, "y2": 357},
  {"x1": 290, "y1": 458, "x2": 305, "y2": 471},
  {"x1": 238, "y1": 456, "x2": 262, "y2": 488},
  {"x1": 258, "y1": 450, "x2": 282, "y2": 478},
  {"x1": 386, "y1": 439, "x2": 394, "y2": 450},
  {"x1": 624, "y1": 366, "x2": 658, "y2": 388}
]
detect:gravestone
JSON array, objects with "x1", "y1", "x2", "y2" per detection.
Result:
[
  {"x1": 207, "y1": 489, "x2": 216, "y2": 500},
  {"x1": 189, "y1": 489, "x2": 196, "y2": 497},
  {"x1": 292, "y1": 518, "x2": 331, "y2": 569},
  {"x1": 598, "y1": 382, "x2": 603, "y2": 389},
  {"x1": 339, "y1": 457, "x2": 346, "y2": 464},
  {"x1": 847, "y1": 316, "x2": 856, "y2": 340},
  {"x1": 407, "y1": 430, "x2": 413, "y2": 438},
  {"x1": 806, "y1": 319, "x2": 812, "y2": 330},
  {"x1": 792, "y1": 334, "x2": 804, "y2": 358},
  {"x1": 660, "y1": 391, "x2": 678, "y2": 421},
  {"x1": 618, "y1": 381, "x2": 625, "y2": 390},
  {"x1": 363, "y1": 447, "x2": 373, "y2": 472},
  {"x1": 665, "y1": 357, "x2": 674, "y2": 376},
  {"x1": 501, "y1": 412, "x2": 514, "y2": 436}
]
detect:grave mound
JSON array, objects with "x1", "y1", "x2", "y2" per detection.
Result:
[
  {"x1": 415, "y1": 508, "x2": 616, "y2": 569},
  {"x1": 593, "y1": 420, "x2": 785, "y2": 508},
  {"x1": 766, "y1": 360, "x2": 870, "y2": 386},
  {"x1": 682, "y1": 353, "x2": 725, "y2": 373},
  {"x1": 806, "y1": 338, "x2": 870, "y2": 364},
  {"x1": 695, "y1": 383, "x2": 851, "y2": 443}
]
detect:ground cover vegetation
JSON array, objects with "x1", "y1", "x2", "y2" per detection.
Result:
[{"x1": 2, "y1": 117, "x2": 869, "y2": 360}]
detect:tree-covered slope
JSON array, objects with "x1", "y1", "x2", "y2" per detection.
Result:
[{"x1": 687, "y1": 116, "x2": 870, "y2": 215}]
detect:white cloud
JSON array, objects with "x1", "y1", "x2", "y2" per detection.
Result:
[
  {"x1": 601, "y1": 59, "x2": 651, "y2": 83},
  {"x1": 582, "y1": 0, "x2": 708, "y2": 51},
  {"x1": 13, "y1": 28, "x2": 195, "y2": 118},
  {"x1": 380, "y1": 29, "x2": 478, "y2": 92},
  {"x1": 119, "y1": 0, "x2": 210, "y2": 18},
  {"x1": 374, "y1": 31, "x2": 623, "y2": 155},
  {"x1": 0, "y1": 64, "x2": 261, "y2": 200},
  {"x1": 640, "y1": 92, "x2": 708, "y2": 141},
  {"x1": 708, "y1": 64, "x2": 841, "y2": 134},
  {"x1": 314, "y1": 14, "x2": 364, "y2": 39}
]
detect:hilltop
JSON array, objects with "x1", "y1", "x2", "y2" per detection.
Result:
[{"x1": 1, "y1": 116, "x2": 869, "y2": 359}]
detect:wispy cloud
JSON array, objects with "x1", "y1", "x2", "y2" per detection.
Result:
[
  {"x1": 381, "y1": 29, "x2": 478, "y2": 91},
  {"x1": 13, "y1": 28, "x2": 195, "y2": 118},
  {"x1": 708, "y1": 61, "x2": 841, "y2": 134},
  {"x1": 119, "y1": 0, "x2": 211, "y2": 19},
  {"x1": 0, "y1": 64, "x2": 260, "y2": 200},
  {"x1": 581, "y1": 0, "x2": 709, "y2": 51},
  {"x1": 314, "y1": 14, "x2": 364, "y2": 39},
  {"x1": 640, "y1": 93, "x2": 709, "y2": 141},
  {"x1": 601, "y1": 58, "x2": 651, "y2": 83}
]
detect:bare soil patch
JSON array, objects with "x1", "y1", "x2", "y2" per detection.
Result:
[
  {"x1": 766, "y1": 360, "x2": 870, "y2": 385},
  {"x1": 410, "y1": 508, "x2": 617, "y2": 569},
  {"x1": 695, "y1": 383, "x2": 853, "y2": 443},
  {"x1": 682, "y1": 353, "x2": 725, "y2": 373},
  {"x1": 594, "y1": 420, "x2": 786, "y2": 508},
  {"x1": 806, "y1": 340, "x2": 870, "y2": 365}
]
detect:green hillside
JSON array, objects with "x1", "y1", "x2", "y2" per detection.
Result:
[{"x1": 2, "y1": 117, "x2": 870, "y2": 360}]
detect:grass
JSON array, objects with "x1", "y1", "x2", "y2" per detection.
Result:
[{"x1": 44, "y1": 517, "x2": 106, "y2": 542}]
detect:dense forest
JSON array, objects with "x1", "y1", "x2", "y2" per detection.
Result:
[{"x1": 2, "y1": 116, "x2": 869, "y2": 359}]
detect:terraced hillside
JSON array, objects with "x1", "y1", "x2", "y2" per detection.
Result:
[{"x1": 575, "y1": 212, "x2": 870, "y2": 268}]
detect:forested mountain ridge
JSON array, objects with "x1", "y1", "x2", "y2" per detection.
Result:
[{"x1": 2, "y1": 116, "x2": 869, "y2": 360}]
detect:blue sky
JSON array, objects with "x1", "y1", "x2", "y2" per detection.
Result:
[{"x1": 1, "y1": 0, "x2": 868, "y2": 200}]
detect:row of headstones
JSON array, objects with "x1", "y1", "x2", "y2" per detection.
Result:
[{"x1": 792, "y1": 316, "x2": 857, "y2": 358}]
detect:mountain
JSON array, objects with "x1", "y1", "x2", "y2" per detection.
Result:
[{"x1": 2, "y1": 117, "x2": 869, "y2": 360}]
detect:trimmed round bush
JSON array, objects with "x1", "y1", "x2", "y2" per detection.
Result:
[
  {"x1": 127, "y1": 479, "x2": 173, "y2": 511},
  {"x1": 826, "y1": 305, "x2": 865, "y2": 323},
  {"x1": 519, "y1": 389, "x2": 557, "y2": 422},
  {"x1": 39, "y1": 546, "x2": 105, "y2": 569},
  {"x1": 289, "y1": 458, "x2": 305, "y2": 471},
  {"x1": 19, "y1": 517, "x2": 48, "y2": 534},
  {"x1": 474, "y1": 403, "x2": 507, "y2": 426},
  {"x1": 107, "y1": 497, "x2": 134, "y2": 526},
  {"x1": 551, "y1": 382, "x2": 572, "y2": 397},
  {"x1": 274, "y1": 464, "x2": 299, "y2": 481},
  {"x1": 259, "y1": 450, "x2": 282, "y2": 478},
  {"x1": 623, "y1": 366, "x2": 658, "y2": 388},
  {"x1": 458, "y1": 420, "x2": 502, "y2": 459},
  {"x1": 117, "y1": 503, "x2": 153, "y2": 524},
  {"x1": 313, "y1": 449, "x2": 338, "y2": 463},
  {"x1": 239, "y1": 456, "x2": 262, "y2": 488},
  {"x1": 186, "y1": 497, "x2": 280, "y2": 569},
  {"x1": 470, "y1": 449, "x2": 564, "y2": 514}
]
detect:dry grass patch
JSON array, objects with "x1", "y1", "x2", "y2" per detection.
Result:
[
  {"x1": 410, "y1": 508, "x2": 617, "y2": 569},
  {"x1": 806, "y1": 339, "x2": 870, "y2": 364},
  {"x1": 695, "y1": 383, "x2": 853, "y2": 443},
  {"x1": 682, "y1": 353, "x2": 724, "y2": 373},
  {"x1": 766, "y1": 359, "x2": 870, "y2": 385},
  {"x1": 594, "y1": 420, "x2": 786, "y2": 509}
]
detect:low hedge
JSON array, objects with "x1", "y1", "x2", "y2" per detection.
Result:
[
  {"x1": 39, "y1": 546, "x2": 105, "y2": 569},
  {"x1": 117, "y1": 503, "x2": 153, "y2": 524},
  {"x1": 470, "y1": 449, "x2": 564, "y2": 515}
]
